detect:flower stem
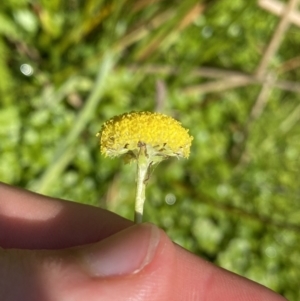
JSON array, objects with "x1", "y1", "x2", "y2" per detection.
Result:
[{"x1": 134, "y1": 163, "x2": 148, "y2": 223}]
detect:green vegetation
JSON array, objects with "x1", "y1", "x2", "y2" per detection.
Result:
[{"x1": 0, "y1": 0, "x2": 299, "y2": 299}]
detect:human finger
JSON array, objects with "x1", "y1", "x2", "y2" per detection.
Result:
[
  {"x1": 0, "y1": 222, "x2": 287, "y2": 301},
  {"x1": 0, "y1": 182, "x2": 133, "y2": 249}
]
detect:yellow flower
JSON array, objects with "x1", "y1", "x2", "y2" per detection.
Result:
[
  {"x1": 97, "y1": 111, "x2": 193, "y2": 223},
  {"x1": 96, "y1": 111, "x2": 193, "y2": 161}
]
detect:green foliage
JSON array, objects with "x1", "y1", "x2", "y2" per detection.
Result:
[{"x1": 0, "y1": 0, "x2": 299, "y2": 299}]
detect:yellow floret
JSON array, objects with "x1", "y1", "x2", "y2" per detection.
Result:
[{"x1": 96, "y1": 111, "x2": 193, "y2": 159}]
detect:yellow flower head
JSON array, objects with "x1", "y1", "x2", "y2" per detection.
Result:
[{"x1": 96, "y1": 111, "x2": 193, "y2": 161}]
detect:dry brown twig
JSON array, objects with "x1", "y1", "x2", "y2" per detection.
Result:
[
  {"x1": 255, "y1": 0, "x2": 299, "y2": 78},
  {"x1": 237, "y1": 0, "x2": 299, "y2": 167},
  {"x1": 259, "y1": 0, "x2": 300, "y2": 27},
  {"x1": 155, "y1": 79, "x2": 167, "y2": 111},
  {"x1": 129, "y1": 64, "x2": 300, "y2": 94},
  {"x1": 248, "y1": 0, "x2": 299, "y2": 122}
]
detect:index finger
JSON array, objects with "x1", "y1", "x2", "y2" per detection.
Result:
[{"x1": 0, "y1": 182, "x2": 133, "y2": 249}]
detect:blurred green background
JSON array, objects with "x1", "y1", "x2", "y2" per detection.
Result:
[{"x1": 0, "y1": 0, "x2": 299, "y2": 299}]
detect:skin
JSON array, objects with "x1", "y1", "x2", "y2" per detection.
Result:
[{"x1": 0, "y1": 182, "x2": 287, "y2": 301}]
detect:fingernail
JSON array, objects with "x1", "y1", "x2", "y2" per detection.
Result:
[{"x1": 81, "y1": 223, "x2": 160, "y2": 277}]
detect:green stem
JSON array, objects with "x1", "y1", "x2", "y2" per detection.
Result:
[{"x1": 134, "y1": 163, "x2": 148, "y2": 223}]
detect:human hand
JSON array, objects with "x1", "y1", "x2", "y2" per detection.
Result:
[{"x1": 0, "y1": 182, "x2": 287, "y2": 301}]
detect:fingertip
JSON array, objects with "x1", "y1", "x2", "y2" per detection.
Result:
[
  {"x1": 25, "y1": 223, "x2": 176, "y2": 301},
  {"x1": 79, "y1": 223, "x2": 161, "y2": 277}
]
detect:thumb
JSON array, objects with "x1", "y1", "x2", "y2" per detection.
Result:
[
  {"x1": 0, "y1": 223, "x2": 174, "y2": 301},
  {"x1": 0, "y1": 223, "x2": 286, "y2": 301}
]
